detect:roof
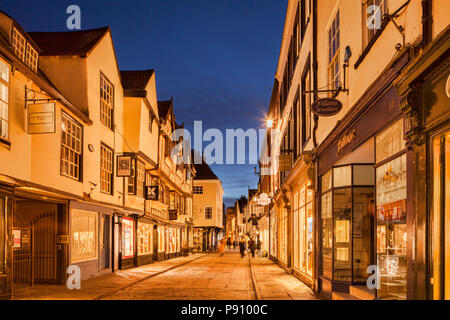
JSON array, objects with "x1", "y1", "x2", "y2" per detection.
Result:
[
  {"x1": 237, "y1": 196, "x2": 248, "y2": 211},
  {"x1": 120, "y1": 70, "x2": 154, "y2": 90},
  {"x1": 194, "y1": 160, "x2": 219, "y2": 180},
  {"x1": 157, "y1": 100, "x2": 172, "y2": 120},
  {"x1": 28, "y1": 27, "x2": 109, "y2": 56}
]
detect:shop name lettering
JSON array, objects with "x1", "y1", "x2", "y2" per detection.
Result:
[
  {"x1": 337, "y1": 130, "x2": 356, "y2": 155},
  {"x1": 181, "y1": 305, "x2": 216, "y2": 318}
]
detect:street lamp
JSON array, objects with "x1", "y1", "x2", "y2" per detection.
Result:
[{"x1": 266, "y1": 119, "x2": 273, "y2": 129}]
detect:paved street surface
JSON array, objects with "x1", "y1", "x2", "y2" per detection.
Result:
[{"x1": 14, "y1": 252, "x2": 319, "y2": 300}]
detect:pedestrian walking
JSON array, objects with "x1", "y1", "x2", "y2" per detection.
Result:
[
  {"x1": 233, "y1": 240, "x2": 237, "y2": 250},
  {"x1": 218, "y1": 239, "x2": 226, "y2": 256},
  {"x1": 249, "y1": 237, "x2": 256, "y2": 258},
  {"x1": 257, "y1": 239, "x2": 262, "y2": 255},
  {"x1": 239, "y1": 237, "x2": 246, "y2": 258},
  {"x1": 226, "y1": 237, "x2": 231, "y2": 250}
]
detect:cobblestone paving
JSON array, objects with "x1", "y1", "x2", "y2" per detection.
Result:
[{"x1": 14, "y1": 251, "x2": 319, "y2": 300}]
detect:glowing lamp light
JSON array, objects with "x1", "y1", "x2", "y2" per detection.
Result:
[{"x1": 266, "y1": 119, "x2": 273, "y2": 129}]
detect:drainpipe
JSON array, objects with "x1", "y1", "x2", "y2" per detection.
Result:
[{"x1": 421, "y1": 0, "x2": 433, "y2": 48}]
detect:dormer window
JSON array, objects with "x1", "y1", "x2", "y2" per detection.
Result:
[
  {"x1": 11, "y1": 27, "x2": 38, "y2": 73},
  {"x1": 25, "y1": 43, "x2": 38, "y2": 72}
]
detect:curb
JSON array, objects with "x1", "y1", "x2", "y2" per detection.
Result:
[
  {"x1": 92, "y1": 254, "x2": 208, "y2": 300},
  {"x1": 248, "y1": 255, "x2": 263, "y2": 301}
]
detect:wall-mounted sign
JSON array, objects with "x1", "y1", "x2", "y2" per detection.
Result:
[
  {"x1": 117, "y1": 155, "x2": 134, "y2": 177},
  {"x1": 337, "y1": 129, "x2": 356, "y2": 155},
  {"x1": 279, "y1": 154, "x2": 292, "y2": 171},
  {"x1": 312, "y1": 98, "x2": 343, "y2": 117},
  {"x1": 257, "y1": 193, "x2": 271, "y2": 206},
  {"x1": 169, "y1": 210, "x2": 178, "y2": 221},
  {"x1": 56, "y1": 235, "x2": 70, "y2": 244},
  {"x1": 13, "y1": 229, "x2": 21, "y2": 248},
  {"x1": 145, "y1": 186, "x2": 159, "y2": 201},
  {"x1": 27, "y1": 103, "x2": 55, "y2": 134}
]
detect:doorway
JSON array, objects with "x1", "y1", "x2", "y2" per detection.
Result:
[
  {"x1": 100, "y1": 215, "x2": 111, "y2": 270},
  {"x1": 13, "y1": 200, "x2": 62, "y2": 291},
  {"x1": 430, "y1": 128, "x2": 450, "y2": 300}
]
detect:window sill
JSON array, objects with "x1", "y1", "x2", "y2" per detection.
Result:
[{"x1": 354, "y1": 23, "x2": 389, "y2": 69}]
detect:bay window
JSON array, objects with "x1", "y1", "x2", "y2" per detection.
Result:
[{"x1": 320, "y1": 164, "x2": 375, "y2": 283}]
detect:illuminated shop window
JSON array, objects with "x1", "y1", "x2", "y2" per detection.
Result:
[
  {"x1": 71, "y1": 211, "x2": 98, "y2": 263},
  {"x1": 122, "y1": 217, "x2": 134, "y2": 259},
  {"x1": 138, "y1": 222, "x2": 152, "y2": 256}
]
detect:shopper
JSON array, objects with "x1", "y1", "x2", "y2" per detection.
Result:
[{"x1": 249, "y1": 237, "x2": 256, "y2": 258}]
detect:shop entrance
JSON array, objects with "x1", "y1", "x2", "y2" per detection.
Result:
[
  {"x1": 100, "y1": 215, "x2": 111, "y2": 270},
  {"x1": 13, "y1": 200, "x2": 60, "y2": 291},
  {"x1": 430, "y1": 128, "x2": 450, "y2": 300}
]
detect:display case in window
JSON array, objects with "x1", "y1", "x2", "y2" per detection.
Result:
[
  {"x1": 138, "y1": 222, "x2": 152, "y2": 256},
  {"x1": 122, "y1": 217, "x2": 134, "y2": 259}
]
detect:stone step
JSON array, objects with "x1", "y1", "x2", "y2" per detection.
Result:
[
  {"x1": 350, "y1": 285, "x2": 376, "y2": 300},
  {"x1": 332, "y1": 291, "x2": 361, "y2": 300}
]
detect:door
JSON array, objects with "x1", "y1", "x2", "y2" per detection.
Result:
[
  {"x1": 12, "y1": 227, "x2": 33, "y2": 290},
  {"x1": 153, "y1": 226, "x2": 158, "y2": 260},
  {"x1": 100, "y1": 215, "x2": 111, "y2": 270},
  {"x1": 431, "y1": 129, "x2": 450, "y2": 299}
]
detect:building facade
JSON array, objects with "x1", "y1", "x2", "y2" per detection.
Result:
[
  {"x1": 0, "y1": 11, "x2": 194, "y2": 299},
  {"x1": 192, "y1": 159, "x2": 224, "y2": 252},
  {"x1": 261, "y1": 0, "x2": 449, "y2": 300}
]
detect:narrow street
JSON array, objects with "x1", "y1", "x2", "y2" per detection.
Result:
[{"x1": 13, "y1": 252, "x2": 318, "y2": 300}]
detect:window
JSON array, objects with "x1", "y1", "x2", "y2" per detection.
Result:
[
  {"x1": 0, "y1": 58, "x2": 9, "y2": 141},
  {"x1": 363, "y1": 0, "x2": 388, "y2": 48},
  {"x1": 11, "y1": 28, "x2": 38, "y2": 72},
  {"x1": 25, "y1": 43, "x2": 38, "y2": 72},
  {"x1": 122, "y1": 217, "x2": 134, "y2": 259},
  {"x1": 320, "y1": 165, "x2": 375, "y2": 282},
  {"x1": 100, "y1": 144, "x2": 114, "y2": 194},
  {"x1": 193, "y1": 186, "x2": 203, "y2": 194},
  {"x1": 293, "y1": 182, "x2": 314, "y2": 277},
  {"x1": 328, "y1": 11, "x2": 341, "y2": 93},
  {"x1": 100, "y1": 73, "x2": 114, "y2": 130},
  {"x1": 301, "y1": 66, "x2": 312, "y2": 146},
  {"x1": 128, "y1": 160, "x2": 145, "y2": 197},
  {"x1": 149, "y1": 114, "x2": 154, "y2": 133},
  {"x1": 205, "y1": 207, "x2": 213, "y2": 220},
  {"x1": 0, "y1": 197, "x2": 5, "y2": 274},
  {"x1": 71, "y1": 210, "x2": 98, "y2": 263},
  {"x1": 11, "y1": 28, "x2": 26, "y2": 61},
  {"x1": 61, "y1": 113, "x2": 82, "y2": 180}
]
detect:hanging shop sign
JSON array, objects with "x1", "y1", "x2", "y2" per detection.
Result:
[
  {"x1": 117, "y1": 154, "x2": 134, "y2": 177},
  {"x1": 169, "y1": 210, "x2": 178, "y2": 221},
  {"x1": 27, "y1": 103, "x2": 55, "y2": 134},
  {"x1": 312, "y1": 98, "x2": 343, "y2": 117},
  {"x1": 145, "y1": 186, "x2": 159, "y2": 201},
  {"x1": 256, "y1": 193, "x2": 271, "y2": 206},
  {"x1": 279, "y1": 154, "x2": 292, "y2": 171}
]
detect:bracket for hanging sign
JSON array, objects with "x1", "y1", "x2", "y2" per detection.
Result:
[{"x1": 25, "y1": 86, "x2": 60, "y2": 109}]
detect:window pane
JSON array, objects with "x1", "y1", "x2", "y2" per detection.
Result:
[
  {"x1": 376, "y1": 119, "x2": 404, "y2": 163},
  {"x1": 306, "y1": 203, "x2": 314, "y2": 276},
  {"x1": 333, "y1": 166, "x2": 352, "y2": 188},
  {"x1": 353, "y1": 188, "x2": 375, "y2": 282},
  {"x1": 333, "y1": 188, "x2": 352, "y2": 281},
  {"x1": 353, "y1": 165, "x2": 375, "y2": 186},
  {"x1": 322, "y1": 170, "x2": 332, "y2": 193},
  {"x1": 376, "y1": 154, "x2": 407, "y2": 300},
  {"x1": 71, "y1": 211, "x2": 98, "y2": 263},
  {"x1": 321, "y1": 192, "x2": 333, "y2": 278}
]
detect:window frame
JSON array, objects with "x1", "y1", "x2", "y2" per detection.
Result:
[
  {"x1": 193, "y1": 186, "x2": 203, "y2": 195},
  {"x1": 70, "y1": 210, "x2": 98, "y2": 264},
  {"x1": 328, "y1": 10, "x2": 341, "y2": 93},
  {"x1": 60, "y1": 112, "x2": 83, "y2": 181},
  {"x1": 100, "y1": 143, "x2": 114, "y2": 195},
  {"x1": 11, "y1": 27, "x2": 38, "y2": 73},
  {"x1": 100, "y1": 72, "x2": 115, "y2": 131},
  {"x1": 204, "y1": 207, "x2": 213, "y2": 220}
]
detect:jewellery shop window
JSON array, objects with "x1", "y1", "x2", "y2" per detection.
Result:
[
  {"x1": 320, "y1": 164, "x2": 375, "y2": 283},
  {"x1": 375, "y1": 119, "x2": 407, "y2": 300}
]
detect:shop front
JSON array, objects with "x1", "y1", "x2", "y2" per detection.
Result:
[
  {"x1": 394, "y1": 27, "x2": 450, "y2": 300},
  {"x1": 286, "y1": 154, "x2": 316, "y2": 288},
  {"x1": 137, "y1": 218, "x2": 154, "y2": 266},
  {"x1": 119, "y1": 215, "x2": 137, "y2": 269},
  {"x1": 316, "y1": 51, "x2": 409, "y2": 299},
  {"x1": 269, "y1": 207, "x2": 278, "y2": 261}
]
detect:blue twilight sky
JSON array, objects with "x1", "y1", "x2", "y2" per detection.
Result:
[{"x1": 1, "y1": 0, "x2": 287, "y2": 208}]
